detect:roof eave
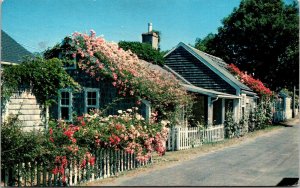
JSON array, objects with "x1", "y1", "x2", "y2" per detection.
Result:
[{"x1": 182, "y1": 83, "x2": 241, "y2": 99}]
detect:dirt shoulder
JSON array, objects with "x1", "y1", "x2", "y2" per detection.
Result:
[{"x1": 84, "y1": 123, "x2": 288, "y2": 186}]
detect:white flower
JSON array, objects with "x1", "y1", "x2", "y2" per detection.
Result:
[
  {"x1": 117, "y1": 110, "x2": 123, "y2": 114},
  {"x1": 126, "y1": 109, "x2": 133, "y2": 113},
  {"x1": 102, "y1": 117, "x2": 109, "y2": 122},
  {"x1": 135, "y1": 114, "x2": 144, "y2": 121},
  {"x1": 161, "y1": 120, "x2": 170, "y2": 126}
]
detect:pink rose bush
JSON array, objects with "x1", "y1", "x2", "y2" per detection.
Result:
[{"x1": 47, "y1": 108, "x2": 170, "y2": 181}]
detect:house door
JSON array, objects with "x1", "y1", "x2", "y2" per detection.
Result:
[
  {"x1": 189, "y1": 95, "x2": 207, "y2": 127},
  {"x1": 213, "y1": 99, "x2": 222, "y2": 125}
]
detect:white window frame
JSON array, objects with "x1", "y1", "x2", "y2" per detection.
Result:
[
  {"x1": 84, "y1": 88, "x2": 100, "y2": 114},
  {"x1": 58, "y1": 88, "x2": 73, "y2": 121}
]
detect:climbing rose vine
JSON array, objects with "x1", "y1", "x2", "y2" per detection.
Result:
[
  {"x1": 227, "y1": 63, "x2": 273, "y2": 97},
  {"x1": 57, "y1": 30, "x2": 193, "y2": 120}
]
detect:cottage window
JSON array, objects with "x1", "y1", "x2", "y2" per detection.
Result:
[
  {"x1": 58, "y1": 52, "x2": 77, "y2": 70},
  {"x1": 84, "y1": 88, "x2": 100, "y2": 113},
  {"x1": 58, "y1": 89, "x2": 73, "y2": 121}
]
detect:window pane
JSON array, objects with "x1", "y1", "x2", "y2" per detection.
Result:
[
  {"x1": 87, "y1": 91, "x2": 97, "y2": 105},
  {"x1": 88, "y1": 99, "x2": 92, "y2": 105},
  {"x1": 61, "y1": 107, "x2": 69, "y2": 120},
  {"x1": 88, "y1": 99, "x2": 96, "y2": 106},
  {"x1": 91, "y1": 99, "x2": 96, "y2": 105},
  {"x1": 88, "y1": 91, "x2": 97, "y2": 98},
  {"x1": 61, "y1": 91, "x2": 70, "y2": 105}
]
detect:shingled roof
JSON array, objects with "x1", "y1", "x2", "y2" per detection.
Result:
[
  {"x1": 164, "y1": 42, "x2": 256, "y2": 96},
  {"x1": 1, "y1": 30, "x2": 32, "y2": 64}
]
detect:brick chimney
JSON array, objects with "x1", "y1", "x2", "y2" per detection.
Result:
[{"x1": 142, "y1": 23, "x2": 159, "y2": 50}]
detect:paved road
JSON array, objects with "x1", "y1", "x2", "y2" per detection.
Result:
[{"x1": 103, "y1": 118, "x2": 299, "y2": 186}]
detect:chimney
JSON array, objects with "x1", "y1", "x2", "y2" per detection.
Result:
[
  {"x1": 142, "y1": 23, "x2": 159, "y2": 50},
  {"x1": 148, "y1": 23, "x2": 153, "y2": 33}
]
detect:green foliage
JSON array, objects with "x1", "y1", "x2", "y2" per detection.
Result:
[
  {"x1": 224, "y1": 110, "x2": 240, "y2": 138},
  {"x1": 1, "y1": 57, "x2": 80, "y2": 106},
  {"x1": 195, "y1": 0, "x2": 299, "y2": 91},
  {"x1": 195, "y1": 33, "x2": 216, "y2": 52},
  {"x1": 248, "y1": 109, "x2": 256, "y2": 132},
  {"x1": 248, "y1": 98, "x2": 273, "y2": 131},
  {"x1": 118, "y1": 41, "x2": 165, "y2": 66},
  {"x1": 1, "y1": 115, "x2": 49, "y2": 166}
]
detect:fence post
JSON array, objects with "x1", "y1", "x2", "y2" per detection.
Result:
[
  {"x1": 69, "y1": 161, "x2": 73, "y2": 186},
  {"x1": 176, "y1": 127, "x2": 180, "y2": 150},
  {"x1": 42, "y1": 163, "x2": 47, "y2": 186},
  {"x1": 171, "y1": 127, "x2": 175, "y2": 151}
]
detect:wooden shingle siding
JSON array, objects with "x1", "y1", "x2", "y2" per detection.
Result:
[
  {"x1": 3, "y1": 91, "x2": 43, "y2": 130},
  {"x1": 165, "y1": 46, "x2": 236, "y2": 95}
]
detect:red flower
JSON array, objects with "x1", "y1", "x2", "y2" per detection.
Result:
[
  {"x1": 89, "y1": 156, "x2": 95, "y2": 166},
  {"x1": 71, "y1": 138, "x2": 77, "y2": 143},
  {"x1": 49, "y1": 128, "x2": 53, "y2": 135},
  {"x1": 95, "y1": 138, "x2": 101, "y2": 145},
  {"x1": 63, "y1": 129, "x2": 74, "y2": 138},
  {"x1": 81, "y1": 121, "x2": 86, "y2": 126},
  {"x1": 72, "y1": 126, "x2": 80, "y2": 132},
  {"x1": 115, "y1": 123, "x2": 122, "y2": 130},
  {"x1": 49, "y1": 137, "x2": 54, "y2": 143},
  {"x1": 61, "y1": 156, "x2": 68, "y2": 168},
  {"x1": 77, "y1": 116, "x2": 83, "y2": 122},
  {"x1": 109, "y1": 134, "x2": 121, "y2": 145},
  {"x1": 109, "y1": 136, "x2": 115, "y2": 144},
  {"x1": 80, "y1": 159, "x2": 87, "y2": 168},
  {"x1": 227, "y1": 63, "x2": 272, "y2": 97},
  {"x1": 55, "y1": 156, "x2": 61, "y2": 163},
  {"x1": 59, "y1": 166, "x2": 65, "y2": 174},
  {"x1": 52, "y1": 167, "x2": 59, "y2": 175}
]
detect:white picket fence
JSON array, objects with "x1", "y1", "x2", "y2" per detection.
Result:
[{"x1": 166, "y1": 125, "x2": 225, "y2": 151}]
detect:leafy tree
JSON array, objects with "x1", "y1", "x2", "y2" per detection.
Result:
[
  {"x1": 195, "y1": 0, "x2": 299, "y2": 91},
  {"x1": 118, "y1": 41, "x2": 165, "y2": 66}
]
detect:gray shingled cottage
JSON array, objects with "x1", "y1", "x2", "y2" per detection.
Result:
[
  {"x1": 1, "y1": 30, "x2": 43, "y2": 130},
  {"x1": 48, "y1": 59, "x2": 152, "y2": 123},
  {"x1": 163, "y1": 42, "x2": 258, "y2": 127}
]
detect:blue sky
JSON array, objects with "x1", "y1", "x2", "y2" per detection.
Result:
[{"x1": 1, "y1": 0, "x2": 295, "y2": 52}]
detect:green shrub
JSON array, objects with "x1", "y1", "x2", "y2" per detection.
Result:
[
  {"x1": 224, "y1": 111, "x2": 239, "y2": 138},
  {"x1": 118, "y1": 41, "x2": 165, "y2": 66},
  {"x1": 1, "y1": 115, "x2": 50, "y2": 166}
]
